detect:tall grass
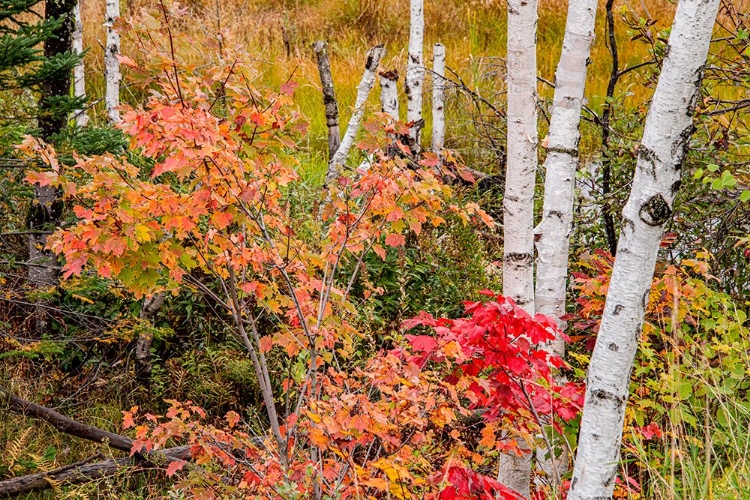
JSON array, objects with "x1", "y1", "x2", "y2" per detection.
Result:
[{"x1": 77, "y1": 0, "x2": 682, "y2": 176}]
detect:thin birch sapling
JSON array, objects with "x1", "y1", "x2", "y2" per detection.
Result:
[{"x1": 499, "y1": 0, "x2": 540, "y2": 494}]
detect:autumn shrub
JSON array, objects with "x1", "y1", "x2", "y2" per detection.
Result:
[{"x1": 13, "y1": 3, "x2": 589, "y2": 497}]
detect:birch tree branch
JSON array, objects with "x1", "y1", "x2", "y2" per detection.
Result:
[{"x1": 0, "y1": 385, "x2": 133, "y2": 452}]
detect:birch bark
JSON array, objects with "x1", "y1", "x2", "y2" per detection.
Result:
[
  {"x1": 568, "y1": 0, "x2": 719, "y2": 498},
  {"x1": 73, "y1": 0, "x2": 88, "y2": 127},
  {"x1": 325, "y1": 45, "x2": 385, "y2": 187},
  {"x1": 380, "y1": 69, "x2": 399, "y2": 120},
  {"x1": 313, "y1": 41, "x2": 341, "y2": 160},
  {"x1": 502, "y1": 0, "x2": 538, "y2": 314},
  {"x1": 533, "y1": 0, "x2": 597, "y2": 483},
  {"x1": 535, "y1": 0, "x2": 597, "y2": 355},
  {"x1": 405, "y1": 0, "x2": 424, "y2": 152},
  {"x1": 431, "y1": 43, "x2": 446, "y2": 155},
  {"x1": 105, "y1": 0, "x2": 121, "y2": 123},
  {"x1": 499, "y1": 0, "x2": 539, "y2": 494}
]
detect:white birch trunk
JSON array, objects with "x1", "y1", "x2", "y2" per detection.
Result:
[
  {"x1": 568, "y1": 0, "x2": 719, "y2": 498},
  {"x1": 72, "y1": 1, "x2": 88, "y2": 127},
  {"x1": 105, "y1": 0, "x2": 121, "y2": 124},
  {"x1": 325, "y1": 45, "x2": 385, "y2": 187},
  {"x1": 533, "y1": 0, "x2": 597, "y2": 483},
  {"x1": 405, "y1": 0, "x2": 424, "y2": 152},
  {"x1": 380, "y1": 69, "x2": 399, "y2": 120},
  {"x1": 313, "y1": 41, "x2": 341, "y2": 160},
  {"x1": 499, "y1": 0, "x2": 539, "y2": 494},
  {"x1": 431, "y1": 43, "x2": 446, "y2": 155}
]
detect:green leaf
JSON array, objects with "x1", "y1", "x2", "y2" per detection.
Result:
[
  {"x1": 740, "y1": 190, "x2": 750, "y2": 203},
  {"x1": 707, "y1": 163, "x2": 720, "y2": 172}
]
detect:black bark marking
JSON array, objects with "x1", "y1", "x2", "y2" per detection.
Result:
[
  {"x1": 547, "y1": 145, "x2": 579, "y2": 157},
  {"x1": 671, "y1": 180, "x2": 682, "y2": 194},
  {"x1": 613, "y1": 304, "x2": 624, "y2": 315},
  {"x1": 637, "y1": 145, "x2": 659, "y2": 180},
  {"x1": 591, "y1": 388, "x2": 626, "y2": 409},
  {"x1": 639, "y1": 194, "x2": 672, "y2": 226},
  {"x1": 505, "y1": 252, "x2": 533, "y2": 265},
  {"x1": 608, "y1": 343, "x2": 619, "y2": 351}
]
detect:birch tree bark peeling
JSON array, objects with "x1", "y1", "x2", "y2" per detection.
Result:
[{"x1": 569, "y1": 0, "x2": 720, "y2": 498}]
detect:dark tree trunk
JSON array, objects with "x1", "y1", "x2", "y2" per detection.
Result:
[{"x1": 39, "y1": 0, "x2": 77, "y2": 140}]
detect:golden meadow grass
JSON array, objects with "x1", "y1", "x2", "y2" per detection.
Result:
[{"x1": 75, "y1": 0, "x2": 699, "y2": 177}]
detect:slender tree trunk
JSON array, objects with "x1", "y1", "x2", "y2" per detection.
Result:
[
  {"x1": 431, "y1": 43, "x2": 446, "y2": 155},
  {"x1": 601, "y1": 0, "x2": 620, "y2": 256},
  {"x1": 31, "y1": 0, "x2": 77, "y2": 334},
  {"x1": 535, "y1": 0, "x2": 597, "y2": 358},
  {"x1": 105, "y1": 0, "x2": 121, "y2": 123},
  {"x1": 534, "y1": 0, "x2": 597, "y2": 484},
  {"x1": 135, "y1": 292, "x2": 166, "y2": 385},
  {"x1": 313, "y1": 41, "x2": 341, "y2": 160},
  {"x1": 499, "y1": 0, "x2": 539, "y2": 495},
  {"x1": 39, "y1": 0, "x2": 76, "y2": 139},
  {"x1": 380, "y1": 69, "x2": 399, "y2": 119},
  {"x1": 73, "y1": 0, "x2": 88, "y2": 127},
  {"x1": 405, "y1": 0, "x2": 424, "y2": 153},
  {"x1": 325, "y1": 45, "x2": 385, "y2": 187},
  {"x1": 568, "y1": 1, "x2": 719, "y2": 498}
]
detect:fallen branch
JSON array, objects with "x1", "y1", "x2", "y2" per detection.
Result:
[
  {"x1": 0, "y1": 386, "x2": 132, "y2": 452},
  {"x1": 0, "y1": 446, "x2": 191, "y2": 497}
]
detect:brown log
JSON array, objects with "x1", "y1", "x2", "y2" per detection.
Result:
[
  {"x1": 0, "y1": 446, "x2": 191, "y2": 497},
  {"x1": 0, "y1": 385, "x2": 133, "y2": 452}
]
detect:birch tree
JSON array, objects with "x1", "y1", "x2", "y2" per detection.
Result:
[
  {"x1": 325, "y1": 45, "x2": 385, "y2": 187},
  {"x1": 568, "y1": 0, "x2": 720, "y2": 497},
  {"x1": 380, "y1": 69, "x2": 399, "y2": 120},
  {"x1": 72, "y1": 0, "x2": 88, "y2": 127},
  {"x1": 405, "y1": 0, "x2": 424, "y2": 152},
  {"x1": 431, "y1": 43, "x2": 446, "y2": 155},
  {"x1": 499, "y1": 0, "x2": 539, "y2": 494},
  {"x1": 533, "y1": 0, "x2": 597, "y2": 483},
  {"x1": 105, "y1": 0, "x2": 121, "y2": 123},
  {"x1": 535, "y1": 0, "x2": 597, "y2": 356}
]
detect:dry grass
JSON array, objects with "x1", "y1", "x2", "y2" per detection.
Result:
[{"x1": 74, "y1": 0, "x2": 695, "y2": 172}]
